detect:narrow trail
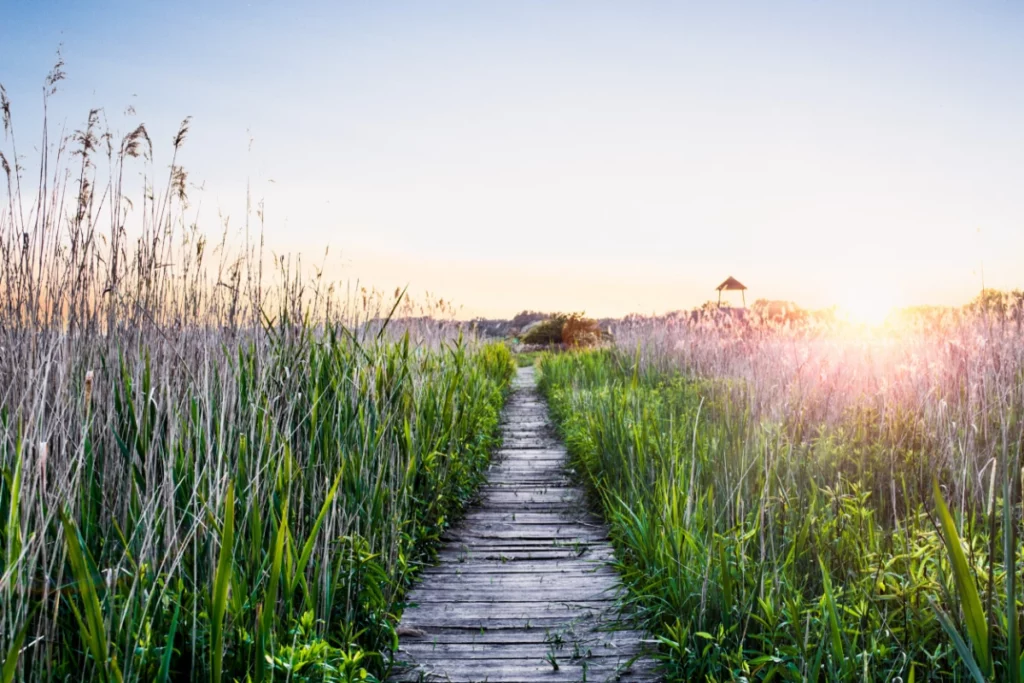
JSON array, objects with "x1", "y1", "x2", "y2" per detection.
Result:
[{"x1": 391, "y1": 366, "x2": 658, "y2": 682}]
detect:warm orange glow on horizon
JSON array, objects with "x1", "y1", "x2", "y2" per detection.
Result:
[{"x1": 838, "y1": 286, "x2": 896, "y2": 326}]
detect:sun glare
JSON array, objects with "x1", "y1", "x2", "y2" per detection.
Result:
[{"x1": 840, "y1": 290, "x2": 894, "y2": 326}]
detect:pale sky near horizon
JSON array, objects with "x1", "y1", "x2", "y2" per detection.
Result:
[{"x1": 3, "y1": 1, "x2": 1023, "y2": 318}]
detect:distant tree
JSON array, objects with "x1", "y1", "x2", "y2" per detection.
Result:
[
  {"x1": 509, "y1": 310, "x2": 551, "y2": 336},
  {"x1": 561, "y1": 313, "x2": 601, "y2": 347},
  {"x1": 519, "y1": 312, "x2": 603, "y2": 347},
  {"x1": 521, "y1": 315, "x2": 567, "y2": 345}
]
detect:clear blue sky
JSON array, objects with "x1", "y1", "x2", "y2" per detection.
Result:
[{"x1": 3, "y1": 1, "x2": 1023, "y2": 317}]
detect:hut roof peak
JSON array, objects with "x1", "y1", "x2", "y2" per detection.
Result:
[{"x1": 716, "y1": 276, "x2": 747, "y2": 291}]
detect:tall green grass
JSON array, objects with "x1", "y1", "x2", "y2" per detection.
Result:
[
  {"x1": 0, "y1": 72, "x2": 515, "y2": 681},
  {"x1": 541, "y1": 344, "x2": 1024, "y2": 681}
]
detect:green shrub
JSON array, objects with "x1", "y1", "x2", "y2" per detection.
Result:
[
  {"x1": 521, "y1": 315, "x2": 567, "y2": 345},
  {"x1": 520, "y1": 312, "x2": 602, "y2": 347}
]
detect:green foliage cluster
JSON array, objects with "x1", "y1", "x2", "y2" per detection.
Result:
[
  {"x1": 540, "y1": 350, "x2": 1024, "y2": 681},
  {"x1": 520, "y1": 313, "x2": 602, "y2": 347},
  {"x1": 521, "y1": 315, "x2": 569, "y2": 345}
]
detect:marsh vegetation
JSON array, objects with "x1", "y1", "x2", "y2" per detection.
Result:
[
  {"x1": 540, "y1": 313, "x2": 1024, "y2": 681},
  {"x1": 0, "y1": 75, "x2": 514, "y2": 682}
]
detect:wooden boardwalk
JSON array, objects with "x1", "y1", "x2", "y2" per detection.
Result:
[{"x1": 391, "y1": 367, "x2": 659, "y2": 682}]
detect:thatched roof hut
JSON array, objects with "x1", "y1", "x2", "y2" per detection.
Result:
[{"x1": 716, "y1": 276, "x2": 747, "y2": 307}]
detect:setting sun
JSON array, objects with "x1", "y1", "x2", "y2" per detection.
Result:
[{"x1": 840, "y1": 289, "x2": 895, "y2": 325}]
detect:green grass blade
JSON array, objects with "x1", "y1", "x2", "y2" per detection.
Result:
[
  {"x1": 717, "y1": 538, "x2": 734, "y2": 616},
  {"x1": 5, "y1": 436, "x2": 23, "y2": 573},
  {"x1": 375, "y1": 285, "x2": 408, "y2": 341},
  {"x1": 59, "y1": 509, "x2": 110, "y2": 679},
  {"x1": 256, "y1": 503, "x2": 288, "y2": 683},
  {"x1": 818, "y1": 556, "x2": 845, "y2": 662},
  {"x1": 931, "y1": 597, "x2": 987, "y2": 683},
  {"x1": 294, "y1": 468, "x2": 342, "y2": 592},
  {"x1": 1006, "y1": 469, "x2": 1020, "y2": 683},
  {"x1": 1, "y1": 619, "x2": 29, "y2": 683},
  {"x1": 157, "y1": 601, "x2": 180, "y2": 683},
  {"x1": 210, "y1": 482, "x2": 235, "y2": 683},
  {"x1": 934, "y1": 478, "x2": 991, "y2": 675}
]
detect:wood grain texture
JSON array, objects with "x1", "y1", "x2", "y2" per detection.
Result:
[{"x1": 389, "y1": 366, "x2": 660, "y2": 682}]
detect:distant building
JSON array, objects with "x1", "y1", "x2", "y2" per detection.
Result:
[{"x1": 716, "y1": 276, "x2": 748, "y2": 307}]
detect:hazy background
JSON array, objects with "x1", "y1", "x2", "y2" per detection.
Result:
[{"x1": 3, "y1": 0, "x2": 1023, "y2": 317}]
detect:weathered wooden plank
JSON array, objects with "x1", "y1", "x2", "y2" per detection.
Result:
[
  {"x1": 395, "y1": 616, "x2": 605, "y2": 630},
  {"x1": 443, "y1": 520, "x2": 602, "y2": 532},
  {"x1": 409, "y1": 581, "x2": 621, "y2": 596},
  {"x1": 488, "y1": 465, "x2": 567, "y2": 474},
  {"x1": 398, "y1": 631, "x2": 649, "y2": 650},
  {"x1": 488, "y1": 464, "x2": 566, "y2": 471},
  {"x1": 415, "y1": 575, "x2": 617, "y2": 586},
  {"x1": 486, "y1": 472, "x2": 569, "y2": 480},
  {"x1": 461, "y1": 510, "x2": 602, "y2": 521},
  {"x1": 398, "y1": 643, "x2": 644, "y2": 660},
  {"x1": 396, "y1": 628, "x2": 648, "y2": 644},
  {"x1": 418, "y1": 563, "x2": 616, "y2": 576},
  {"x1": 486, "y1": 469, "x2": 567, "y2": 478},
  {"x1": 390, "y1": 659, "x2": 660, "y2": 683},
  {"x1": 483, "y1": 480, "x2": 576, "y2": 489},
  {"x1": 442, "y1": 529, "x2": 604, "y2": 541},
  {"x1": 436, "y1": 546, "x2": 609, "y2": 559},
  {"x1": 440, "y1": 536, "x2": 606, "y2": 548},
  {"x1": 490, "y1": 456, "x2": 566, "y2": 463},
  {"x1": 487, "y1": 463, "x2": 566, "y2": 471},
  {"x1": 478, "y1": 485, "x2": 579, "y2": 493},
  {"x1": 499, "y1": 441, "x2": 563, "y2": 450},
  {"x1": 411, "y1": 573, "x2": 619, "y2": 586},
  {"x1": 481, "y1": 492, "x2": 586, "y2": 506},
  {"x1": 485, "y1": 481, "x2": 575, "y2": 489},
  {"x1": 410, "y1": 575, "x2": 622, "y2": 591},
  {"x1": 487, "y1": 468, "x2": 569, "y2": 477},
  {"x1": 458, "y1": 511, "x2": 584, "y2": 521},
  {"x1": 409, "y1": 589, "x2": 622, "y2": 604}
]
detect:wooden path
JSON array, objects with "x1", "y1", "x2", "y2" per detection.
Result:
[{"x1": 390, "y1": 366, "x2": 659, "y2": 682}]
